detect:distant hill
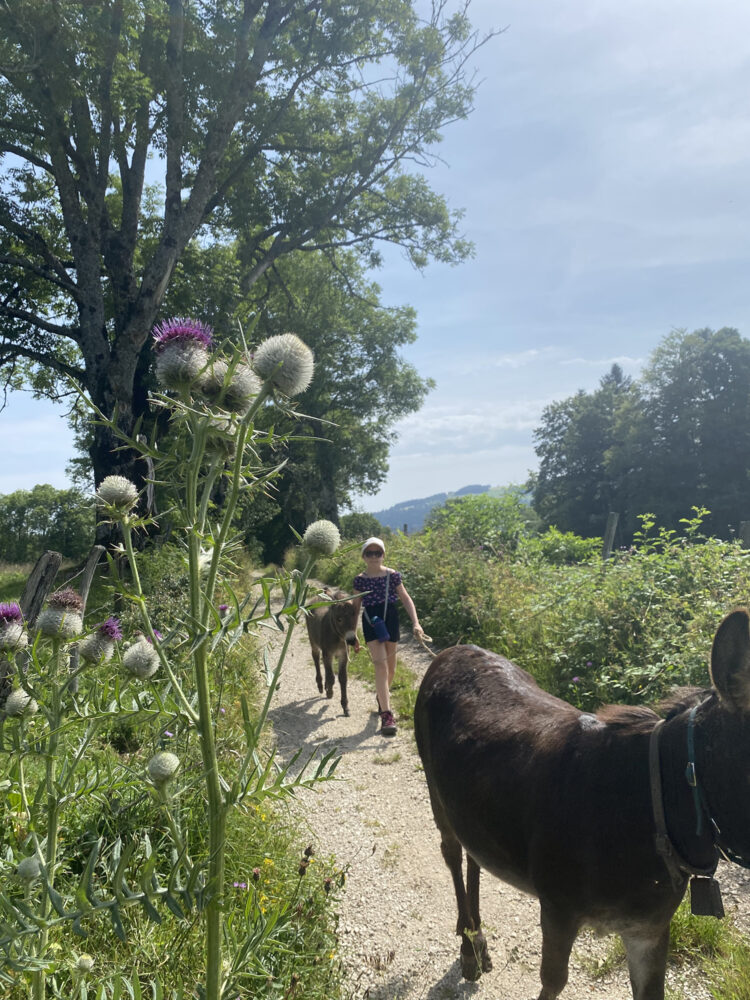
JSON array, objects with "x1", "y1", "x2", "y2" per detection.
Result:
[{"x1": 371, "y1": 484, "x2": 491, "y2": 533}]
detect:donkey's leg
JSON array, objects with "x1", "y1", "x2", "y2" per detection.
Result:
[
  {"x1": 466, "y1": 854, "x2": 492, "y2": 973},
  {"x1": 322, "y1": 651, "x2": 335, "y2": 700},
  {"x1": 622, "y1": 926, "x2": 669, "y2": 1000},
  {"x1": 312, "y1": 647, "x2": 323, "y2": 694},
  {"x1": 337, "y1": 651, "x2": 349, "y2": 716},
  {"x1": 437, "y1": 833, "x2": 479, "y2": 980},
  {"x1": 538, "y1": 903, "x2": 578, "y2": 1000}
]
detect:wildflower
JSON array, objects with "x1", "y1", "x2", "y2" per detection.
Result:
[
  {"x1": 252, "y1": 333, "x2": 314, "y2": 396},
  {"x1": 572, "y1": 676, "x2": 580, "y2": 684},
  {"x1": 302, "y1": 520, "x2": 340, "y2": 557},
  {"x1": 5, "y1": 688, "x2": 38, "y2": 718},
  {"x1": 323, "y1": 877, "x2": 332, "y2": 894},
  {"x1": 152, "y1": 317, "x2": 213, "y2": 392},
  {"x1": 0, "y1": 602, "x2": 27, "y2": 651},
  {"x1": 232, "y1": 881, "x2": 248, "y2": 890},
  {"x1": 202, "y1": 357, "x2": 261, "y2": 414},
  {"x1": 298, "y1": 860, "x2": 309, "y2": 877},
  {"x1": 147, "y1": 751, "x2": 180, "y2": 786},
  {"x1": 76, "y1": 954, "x2": 95, "y2": 973},
  {"x1": 95, "y1": 475, "x2": 139, "y2": 514},
  {"x1": 123, "y1": 634, "x2": 159, "y2": 679},
  {"x1": 586, "y1": 660, "x2": 593, "y2": 667},
  {"x1": 304, "y1": 845, "x2": 315, "y2": 858},
  {"x1": 78, "y1": 617, "x2": 122, "y2": 664},
  {"x1": 15, "y1": 856, "x2": 41, "y2": 884},
  {"x1": 145, "y1": 630, "x2": 163, "y2": 643},
  {"x1": 36, "y1": 588, "x2": 84, "y2": 639},
  {"x1": 252, "y1": 867, "x2": 261, "y2": 882}
]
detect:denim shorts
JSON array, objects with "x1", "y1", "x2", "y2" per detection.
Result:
[{"x1": 362, "y1": 601, "x2": 400, "y2": 643}]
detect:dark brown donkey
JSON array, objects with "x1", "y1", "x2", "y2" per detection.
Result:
[
  {"x1": 305, "y1": 589, "x2": 362, "y2": 716},
  {"x1": 415, "y1": 608, "x2": 750, "y2": 1000}
]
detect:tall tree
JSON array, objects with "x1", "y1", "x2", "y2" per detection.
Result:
[
  {"x1": 0, "y1": 0, "x2": 487, "y2": 502},
  {"x1": 612, "y1": 327, "x2": 750, "y2": 538},
  {"x1": 244, "y1": 250, "x2": 433, "y2": 559},
  {"x1": 532, "y1": 364, "x2": 639, "y2": 537}
]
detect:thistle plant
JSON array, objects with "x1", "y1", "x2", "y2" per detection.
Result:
[{"x1": 0, "y1": 320, "x2": 340, "y2": 1000}]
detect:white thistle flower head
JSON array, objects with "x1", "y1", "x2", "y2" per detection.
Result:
[
  {"x1": 203, "y1": 357, "x2": 261, "y2": 414},
  {"x1": 95, "y1": 475, "x2": 139, "y2": 513},
  {"x1": 15, "y1": 856, "x2": 42, "y2": 884},
  {"x1": 78, "y1": 618, "x2": 122, "y2": 664},
  {"x1": 76, "y1": 954, "x2": 95, "y2": 973},
  {"x1": 155, "y1": 341, "x2": 210, "y2": 392},
  {"x1": 4, "y1": 688, "x2": 39, "y2": 718},
  {"x1": 302, "y1": 520, "x2": 341, "y2": 556},
  {"x1": 36, "y1": 588, "x2": 85, "y2": 639},
  {"x1": 122, "y1": 635, "x2": 159, "y2": 679},
  {"x1": 147, "y1": 751, "x2": 180, "y2": 786},
  {"x1": 252, "y1": 333, "x2": 314, "y2": 396}
]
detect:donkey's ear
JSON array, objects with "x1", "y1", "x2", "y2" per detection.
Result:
[
  {"x1": 710, "y1": 608, "x2": 750, "y2": 712},
  {"x1": 352, "y1": 594, "x2": 362, "y2": 611}
]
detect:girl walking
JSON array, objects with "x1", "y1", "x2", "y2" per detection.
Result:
[{"x1": 353, "y1": 536, "x2": 424, "y2": 736}]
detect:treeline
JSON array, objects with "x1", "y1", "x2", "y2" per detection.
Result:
[
  {"x1": 532, "y1": 327, "x2": 750, "y2": 542},
  {"x1": 0, "y1": 485, "x2": 93, "y2": 564}
]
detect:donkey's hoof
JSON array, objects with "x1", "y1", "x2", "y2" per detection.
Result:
[
  {"x1": 343, "y1": 705, "x2": 350, "y2": 717},
  {"x1": 316, "y1": 680, "x2": 323, "y2": 694},
  {"x1": 325, "y1": 686, "x2": 334, "y2": 699},
  {"x1": 460, "y1": 951, "x2": 482, "y2": 982}
]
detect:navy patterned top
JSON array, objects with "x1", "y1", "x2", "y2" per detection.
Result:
[{"x1": 353, "y1": 571, "x2": 402, "y2": 608}]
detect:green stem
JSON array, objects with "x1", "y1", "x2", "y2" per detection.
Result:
[{"x1": 32, "y1": 646, "x2": 64, "y2": 1000}]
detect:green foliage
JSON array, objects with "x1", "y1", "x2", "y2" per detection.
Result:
[
  {"x1": 0, "y1": 485, "x2": 94, "y2": 562},
  {"x1": 339, "y1": 512, "x2": 386, "y2": 542},
  {"x1": 424, "y1": 490, "x2": 537, "y2": 555},
  {"x1": 246, "y1": 251, "x2": 433, "y2": 560},
  {"x1": 533, "y1": 329, "x2": 750, "y2": 543}
]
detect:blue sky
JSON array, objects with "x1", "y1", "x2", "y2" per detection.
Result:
[{"x1": 3, "y1": 0, "x2": 750, "y2": 511}]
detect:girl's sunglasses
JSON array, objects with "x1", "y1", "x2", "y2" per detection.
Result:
[{"x1": 364, "y1": 550, "x2": 383, "y2": 557}]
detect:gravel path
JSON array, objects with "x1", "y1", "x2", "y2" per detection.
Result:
[{"x1": 262, "y1": 603, "x2": 746, "y2": 1000}]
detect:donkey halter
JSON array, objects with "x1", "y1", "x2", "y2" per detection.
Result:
[{"x1": 649, "y1": 702, "x2": 750, "y2": 891}]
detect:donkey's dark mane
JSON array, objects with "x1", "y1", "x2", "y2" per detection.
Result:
[
  {"x1": 595, "y1": 703, "x2": 658, "y2": 733},
  {"x1": 594, "y1": 687, "x2": 714, "y2": 733},
  {"x1": 659, "y1": 687, "x2": 713, "y2": 720}
]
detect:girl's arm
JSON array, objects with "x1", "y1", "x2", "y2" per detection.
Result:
[{"x1": 396, "y1": 582, "x2": 424, "y2": 637}]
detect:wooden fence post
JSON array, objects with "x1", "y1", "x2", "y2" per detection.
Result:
[
  {"x1": 601, "y1": 512, "x2": 619, "y2": 562},
  {"x1": 68, "y1": 544, "x2": 106, "y2": 692}
]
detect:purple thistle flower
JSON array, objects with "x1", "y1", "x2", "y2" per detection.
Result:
[
  {"x1": 48, "y1": 588, "x2": 84, "y2": 612},
  {"x1": 145, "y1": 630, "x2": 163, "y2": 644},
  {"x1": 219, "y1": 604, "x2": 229, "y2": 613},
  {"x1": 152, "y1": 317, "x2": 213, "y2": 352},
  {"x1": 97, "y1": 617, "x2": 122, "y2": 640},
  {"x1": 164, "y1": 730, "x2": 174, "y2": 738},
  {"x1": 0, "y1": 602, "x2": 23, "y2": 625},
  {"x1": 572, "y1": 676, "x2": 580, "y2": 684}
]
